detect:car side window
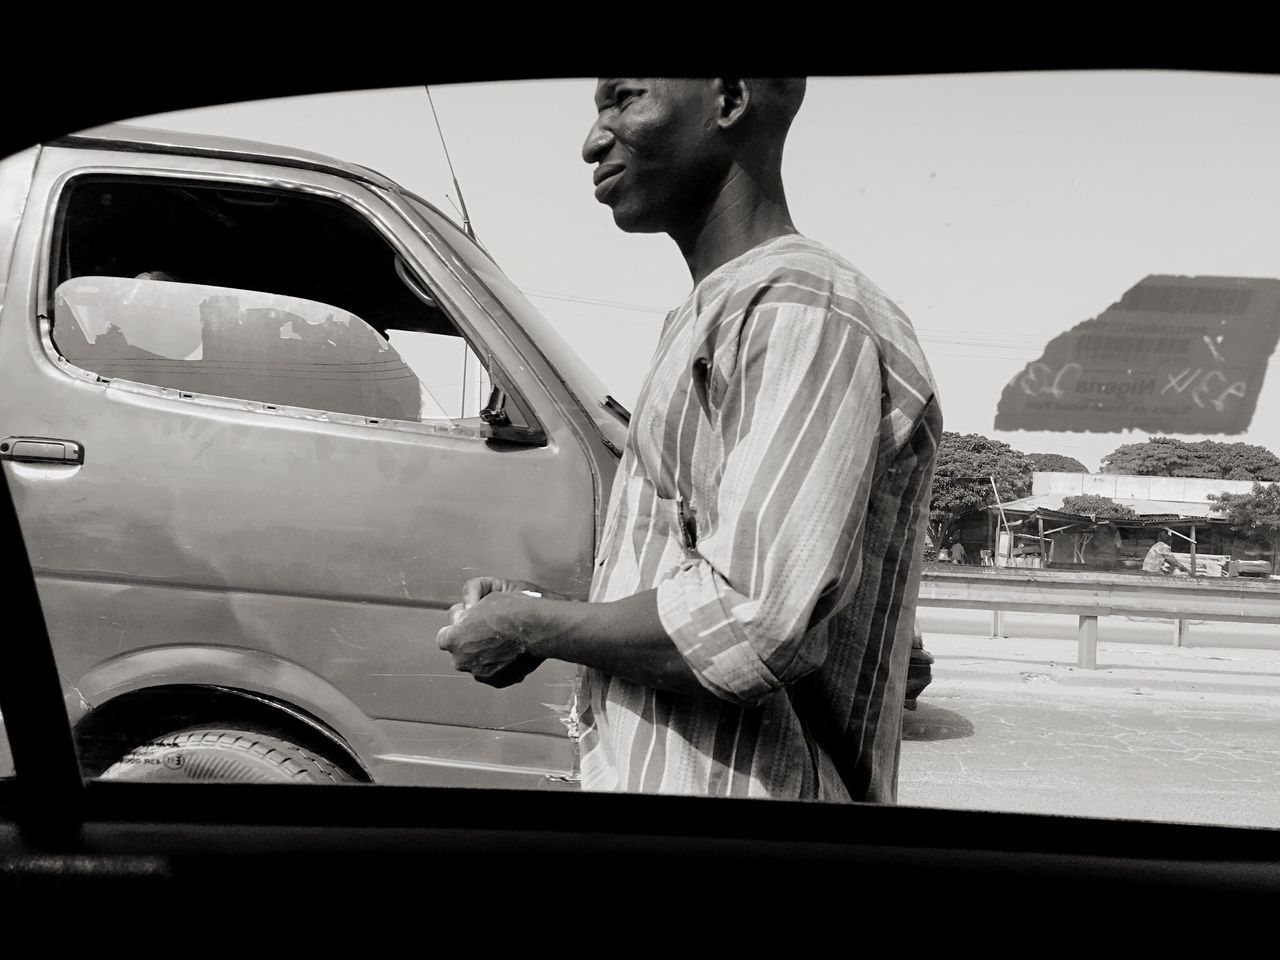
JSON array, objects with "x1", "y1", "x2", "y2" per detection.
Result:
[{"x1": 48, "y1": 177, "x2": 491, "y2": 422}]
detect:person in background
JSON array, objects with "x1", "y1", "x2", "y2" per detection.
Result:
[
  {"x1": 950, "y1": 540, "x2": 967, "y2": 565},
  {"x1": 1142, "y1": 531, "x2": 1190, "y2": 575}
]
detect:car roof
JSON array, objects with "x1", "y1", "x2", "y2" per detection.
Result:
[
  {"x1": 51, "y1": 123, "x2": 403, "y2": 193},
  {"x1": 50, "y1": 123, "x2": 474, "y2": 240}
]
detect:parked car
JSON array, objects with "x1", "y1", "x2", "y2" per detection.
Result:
[{"x1": 0, "y1": 125, "x2": 930, "y2": 787}]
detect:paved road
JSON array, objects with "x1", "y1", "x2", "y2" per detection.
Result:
[{"x1": 899, "y1": 681, "x2": 1280, "y2": 830}]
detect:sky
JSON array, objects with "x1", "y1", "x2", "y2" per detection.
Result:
[{"x1": 123, "y1": 73, "x2": 1280, "y2": 472}]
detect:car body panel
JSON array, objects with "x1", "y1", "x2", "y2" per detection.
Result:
[
  {"x1": 0, "y1": 132, "x2": 626, "y2": 784},
  {"x1": 52, "y1": 124, "x2": 404, "y2": 193}
]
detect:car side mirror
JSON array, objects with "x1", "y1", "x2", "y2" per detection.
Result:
[{"x1": 479, "y1": 385, "x2": 545, "y2": 446}]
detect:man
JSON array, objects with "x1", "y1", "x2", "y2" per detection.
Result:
[
  {"x1": 950, "y1": 540, "x2": 967, "y2": 564},
  {"x1": 1143, "y1": 531, "x2": 1190, "y2": 575},
  {"x1": 437, "y1": 78, "x2": 942, "y2": 803}
]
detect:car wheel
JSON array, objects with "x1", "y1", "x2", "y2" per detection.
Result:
[
  {"x1": 99, "y1": 726, "x2": 358, "y2": 784},
  {"x1": 905, "y1": 630, "x2": 934, "y2": 709}
]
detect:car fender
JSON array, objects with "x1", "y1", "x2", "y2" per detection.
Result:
[{"x1": 68, "y1": 645, "x2": 386, "y2": 769}]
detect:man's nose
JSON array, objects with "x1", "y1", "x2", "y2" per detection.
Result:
[{"x1": 582, "y1": 118, "x2": 614, "y2": 165}]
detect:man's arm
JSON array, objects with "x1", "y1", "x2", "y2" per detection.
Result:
[
  {"x1": 438, "y1": 588, "x2": 705, "y2": 695},
  {"x1": 648, "y1": 302, "x2": 886, "y2": 705},
  {"x1": 1158, "y1": 541, "x2": 1191, "y2": 572},
  {"x1": 439, "y1": 300, "x2": 891, "y2": 704}
]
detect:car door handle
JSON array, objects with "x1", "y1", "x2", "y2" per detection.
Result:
[{"x1": 0, "y1": 436, "x2": 84, "y2": 464}]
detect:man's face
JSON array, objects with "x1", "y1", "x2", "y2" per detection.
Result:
[{"x1": 583, "y1": 79, "x2": 729, "y2": 234}]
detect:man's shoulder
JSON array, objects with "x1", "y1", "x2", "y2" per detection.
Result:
[
  {"x1": 732, "y1": 235, "x2": 868, "y2": 294},
  {"x1": 709, "y1": 234, "x2": 940, "y2": 421},
  {"x1": 725, "y1": 235, "x2": 910, "y2": 332}
]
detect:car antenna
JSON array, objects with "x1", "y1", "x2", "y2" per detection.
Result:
[{"x1": 424, "y1": 85, "x2": 477, "y2": 243}]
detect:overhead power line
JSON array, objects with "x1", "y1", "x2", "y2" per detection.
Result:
[{"x1": 523, "y1": 288, "x2": 671, "y2": 315}]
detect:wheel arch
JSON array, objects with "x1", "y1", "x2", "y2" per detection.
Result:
[
  {"x1": 68, "y1": 646, "x2": 384, "y2": 780},
  {"x1": 74, "y1": 683, "x2": 371, "y2": 780}
]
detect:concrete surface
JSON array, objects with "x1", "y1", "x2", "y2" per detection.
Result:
[{"x1": 900, "y1": 608, "x2": 1280, "y2": 830}]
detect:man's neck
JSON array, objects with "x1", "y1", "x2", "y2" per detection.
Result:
[{"x1": 672, "y1": 165, "x2": 799, "y2": 286}]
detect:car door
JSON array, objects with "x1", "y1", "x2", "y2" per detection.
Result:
[{"x1": 0, "y1": 143, "x2": 600, "y2": 786}]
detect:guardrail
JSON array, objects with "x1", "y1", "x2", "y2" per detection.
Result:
[{"x1": 917, "y1": 565, "x2": 1280, "y2": 669}]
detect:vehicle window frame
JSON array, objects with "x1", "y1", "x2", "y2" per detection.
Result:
[
  {"x1": 37, "y1": 168, "x2": 543, "y2": 444},
  {"x1": 397, "y1": 189, "x2": 628, "y2": 453},
  {"x1": 4, "y1": 80, "x2": 1280, "y2": 910}
]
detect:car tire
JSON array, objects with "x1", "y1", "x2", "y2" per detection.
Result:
[
  {"x1": 99, "y1": 726, "x2": 358, "y2": 784},
  {"x1": 905, "y1": 629, "x2": 934, "y2": 709}
]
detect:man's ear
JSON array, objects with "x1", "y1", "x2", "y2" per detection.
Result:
[{"x1": 715, "y1": 78, "x2": 751, "y2": 130}]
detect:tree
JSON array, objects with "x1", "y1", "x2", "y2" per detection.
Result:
[
  {"x1": 1060, "y1": 494, "x2": 1137, "y2": 520},
  {"x1": 930, "y1": 433, "x2": 1033, "y2": 545},
  {"x1": 1101, "y1": 437, "x2": 1280, "y2": 480},
  {"x1": 1209, "y1": 482, "x2": 1280, "y2": 560},
  {"x1": 1027, "y1": 452, "x2": 1090, "y2": 474}
]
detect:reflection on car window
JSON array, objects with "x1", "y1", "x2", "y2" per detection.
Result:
[
  {"x1": 54, "y1": 277, "x2": 430, "y2": 421},
  {"x1": 995, "y1": 277, "x2": 1280, "y2": 436},
  {"x1": 51, "y1": 177, "x2": 492, "y2": 423}
]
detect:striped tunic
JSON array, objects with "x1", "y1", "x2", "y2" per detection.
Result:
[{"x1": 576, "y1": 234, "x2": 942, "y2": 802}]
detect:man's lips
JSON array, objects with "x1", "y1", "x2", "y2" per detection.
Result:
[
  {"x1": 593, "y1": 163, "x2": 624, "y2": 198},
  {"x1": 593, "y1": 163, "x2": 624, "y2": 186}
]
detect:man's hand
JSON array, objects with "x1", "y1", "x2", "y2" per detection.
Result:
[
  {"x1": 438, "y1": 581, "x2": 706, "y2": 698},
  {"x1": 437, "y1": 591, "x2": 548, "y2": 688},
  {"x1": 461, "y1": 576, "x2": 569, "y2": 606}
]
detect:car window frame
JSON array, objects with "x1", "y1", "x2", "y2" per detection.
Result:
[
  {"x1": 4, "y1": 72, "x2": 1280, "y2": 898},
  {"x1": 35, "y1": 163, "x2": 546, "y2": 445}
]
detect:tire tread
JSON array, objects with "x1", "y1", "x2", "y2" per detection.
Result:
[{"x1": 104, "y1": 726, "x2": 358, "y2": 784}]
